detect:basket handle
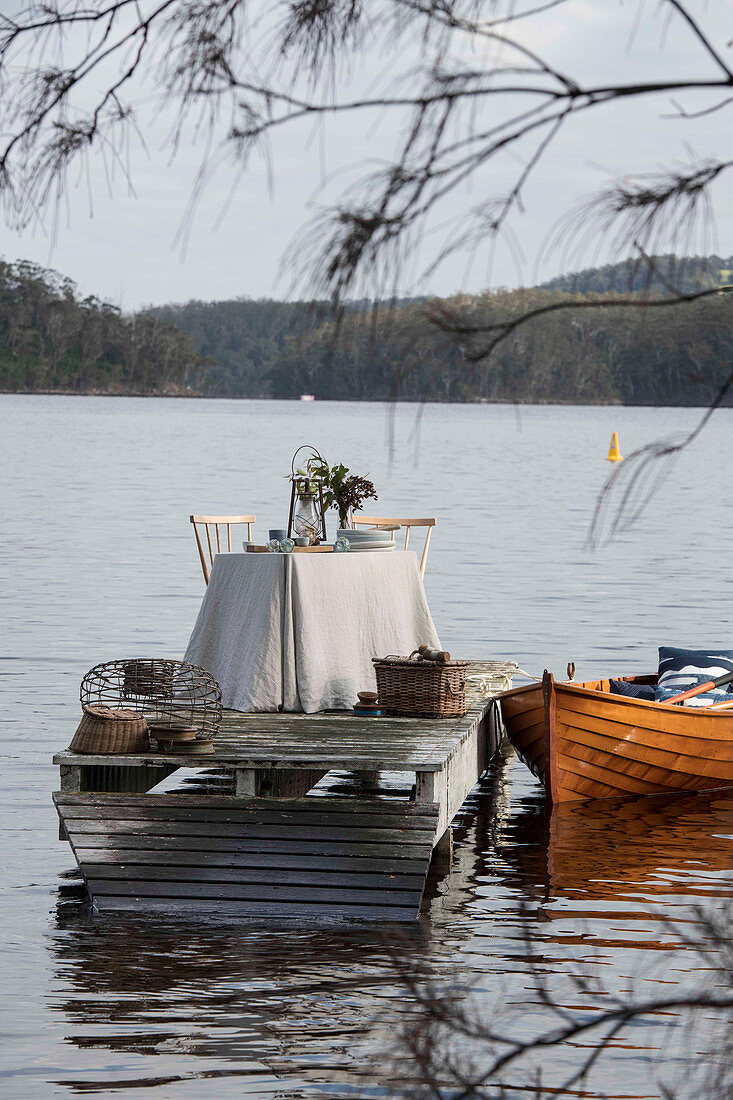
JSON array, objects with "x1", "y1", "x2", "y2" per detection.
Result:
[
  {"x1": 408, "y1": 647, "x2": 452, "y2": 664},
  {"x1": 417, "y1": 645, "x2": 452, "y2": 664}
]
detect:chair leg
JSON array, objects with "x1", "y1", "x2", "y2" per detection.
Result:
[
  {"x1": 192, "y1": 522, "x2": 210, "y2": 584},
  {"x1": 205, "y1": 524, "x2": 214, "y2": 573},
  {"x1": 420, "y1": 526, "x2": 432, "y2": 577}
]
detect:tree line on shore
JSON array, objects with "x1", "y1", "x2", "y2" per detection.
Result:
[
  {"x1": 1, "y1": 254, "x2": 731, "y2": 405},
  {"x1": 0, "y1": 260, "x2": 208, "y2": 395}
]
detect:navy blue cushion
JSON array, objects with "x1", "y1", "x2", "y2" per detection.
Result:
[
  {"x1": 656, "y1": 647, "x2": 733, "y2": 707},
  {"x1": 609, "y1": 679, "x2": 655, "y2": 700}
]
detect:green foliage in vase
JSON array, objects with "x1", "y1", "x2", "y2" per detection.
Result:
[
  {"x1": 333, "y1": 475, "x2": 378, "y2": 528},
  {"x1": 294, "y1": 452, "x2": 377, "y2": 528}
]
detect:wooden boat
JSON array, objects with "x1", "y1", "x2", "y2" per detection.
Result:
[{"x1": 499, "y1": 671, "x2": 733, "y2": 803}]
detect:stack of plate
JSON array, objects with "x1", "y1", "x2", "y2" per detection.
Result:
[{"x1": 337, "y1": 528, "x2": 395, "y2": 553}]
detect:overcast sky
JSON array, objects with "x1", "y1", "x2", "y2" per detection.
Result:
[{"x1": 1, "y1": 0, "x2": 731, "y2": 310}]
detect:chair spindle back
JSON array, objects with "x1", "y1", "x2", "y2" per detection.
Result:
[
  {"x1": 190, "y1": 514, "x2": 255, "y2": 583},
  {"x1": 351, "y1": 515, "x2": 436, "y2": 577}
]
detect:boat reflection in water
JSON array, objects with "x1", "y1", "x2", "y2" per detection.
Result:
[
  {"x1": 439, "y1": 765, "x2": 733, "y2": 1098},
  {"x1": 491, "y1": 781, "x2": 733, "y2": 941},
  {"x1": 547, "y1": 790, "x2": 733, "y2": 910}
]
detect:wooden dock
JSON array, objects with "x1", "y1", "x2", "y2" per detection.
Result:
[{"x1": 54, "y1": 694, "x2": 508, "y2": 922}]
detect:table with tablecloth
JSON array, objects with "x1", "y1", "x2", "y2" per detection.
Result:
[{"x1": 184, "y1": 551, "x2": 441, "y2": 713}]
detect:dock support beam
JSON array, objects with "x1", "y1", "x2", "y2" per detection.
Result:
[
  {"x1": 416, "y1": 705, "x2": 496, "y2": 839},
  {"x1": 60, "y1": 765, "x2": 81, "y2": 792},
  {"x1": 235, "y1": 769, "x2": 256, "y2": 797},
  {"x1": 235, "y1": 768, "x2": 327, "y2": 798},
  {"x1": 430, "y1": 826, "x2": 453, "y2": 874},
  {"x1": 415, "y1": 770, "x2": 438, "y2": 803}
]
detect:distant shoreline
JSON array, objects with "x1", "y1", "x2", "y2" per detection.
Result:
[
  {"x1": 1, "y1": 387, "x2": 619, "y2": 404},
  {"x1": 1, "y1": 389, "x2": 723, "y2": 408},
  {"x1": 4, "y1": 254, "x2": 732, "y2": 408}
]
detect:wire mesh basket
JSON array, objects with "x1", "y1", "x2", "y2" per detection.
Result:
[{"x1": 80, "y1": 658, "x2": 222, "y2": 740}]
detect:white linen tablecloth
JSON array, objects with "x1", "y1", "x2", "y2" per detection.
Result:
[{"x1": 184, "y1": 551, "x2": 441, "y2": 713}]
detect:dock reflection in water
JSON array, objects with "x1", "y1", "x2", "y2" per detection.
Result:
[
  {"x1": 46, "y1": 757, "x2": 733, "y2": 1098},
  {"x1": 50, "y1": 914, "x2": 431, "y2": 1097}
]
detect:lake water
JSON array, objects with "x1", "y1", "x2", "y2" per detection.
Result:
[{"x1": 2, "y1": 394, "x2": 732, "y2": 1098}]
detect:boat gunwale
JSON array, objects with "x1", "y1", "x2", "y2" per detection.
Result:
[
  {"x1": 500, "y1": 676, "x2": 733, "y2": 718},
  {"x1": 559, "y1": 678, "x2": 733, "y2": 717}
]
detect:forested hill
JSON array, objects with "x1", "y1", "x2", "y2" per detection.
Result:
[
  {"x1": 0, "y1": 260, "x2": 208, "y2": 395},
  {"x1": 541, "y1": 254, "x2": 733, "y2": 295},
  {"x1": 147, "y1": 298, "x2": 328, "y2": 398},
  {"x1": 2, "y1": 254, "x2": 732, "y2": 405},
  {"x1": 147, "y1": 254, "x2": 733, "y2": 406}
]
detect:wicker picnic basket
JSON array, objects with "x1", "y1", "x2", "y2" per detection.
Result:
[
  {"x1": 372, "y1": 654, "x2": 469, "y2": 718},
  {"x1": 68, "y1": 704, "x2": 149, "y2": 754}
]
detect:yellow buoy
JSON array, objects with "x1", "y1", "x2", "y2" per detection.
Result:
[{"x1": 607, "y1": 431, "x2": 623, "y2": 462}]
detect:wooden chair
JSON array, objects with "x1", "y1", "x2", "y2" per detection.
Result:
[
  {"x1": 352, "y1": 515, "x2": 436, "y2": 577},
  {"x1": 190, "y1": 514, "x2": 255, "y2": 583}
]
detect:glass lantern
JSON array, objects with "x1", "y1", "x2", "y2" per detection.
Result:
[
  {"x1": 292, "y1": 478, "x2": 321, "y2": 543},
  {"x1": 287, "y1": 445, "x2": 329, "y2": 544}
]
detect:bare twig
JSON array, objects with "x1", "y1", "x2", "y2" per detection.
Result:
[
  {"x1": 386, "y1": 899, "x2": 733, "y2": 1098},
  {"x1": 428, "y1": 282, "x2": 733, "y2": 360}
]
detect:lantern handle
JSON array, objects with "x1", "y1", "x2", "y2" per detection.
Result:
[{"x1": 290, "y1": 444, "x2": 327, "y2": 481}]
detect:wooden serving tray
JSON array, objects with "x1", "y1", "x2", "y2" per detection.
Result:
[{"x1": 246, "y1": 544, "x2": 334, "y2": 553}]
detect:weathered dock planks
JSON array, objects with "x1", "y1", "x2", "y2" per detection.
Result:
[
  {"x1": 54, "y1": 694, "x2": 508, "y2": 921},
  {"x1": 55, "y1": 793, "x2": 439, "y2": 921}
]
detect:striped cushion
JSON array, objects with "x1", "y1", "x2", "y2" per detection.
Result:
[
  {"x1": 655, "y1": 647, "x2": 733, "y2": 707},
  {"x1": 655, "y1": 680, "x2": 733, "y2": 707}
]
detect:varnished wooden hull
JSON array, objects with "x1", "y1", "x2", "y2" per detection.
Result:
[
  {"x1": 499, "y1": 673, "x2": 733, "y2": 803},
  {"x1": 498, "y1": 681, "x2": 547, "y2": 782}
]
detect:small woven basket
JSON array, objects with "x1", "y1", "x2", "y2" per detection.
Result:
[
  {"x1": 372, "y1": 654, "x2": 469, "y2": 718},
  {"x1": 68, "y1": 704, "x2": 149, "y2": 754}
]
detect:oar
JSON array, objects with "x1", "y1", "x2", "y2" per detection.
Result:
[
  {"x1": 664, "y1": 670, "x2": 733, "y2": 705},
  {"x1": 704, "y1": 698, "x2": 733, "y2": 711}
]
